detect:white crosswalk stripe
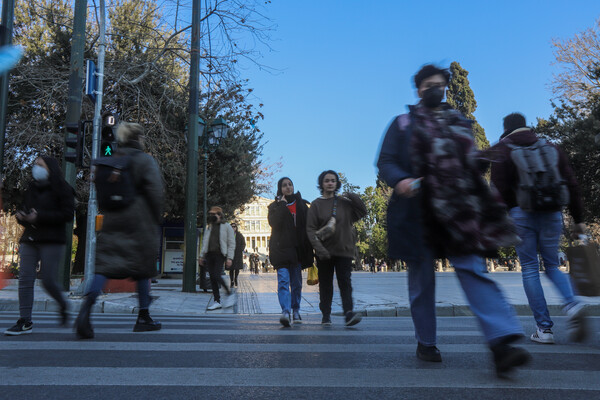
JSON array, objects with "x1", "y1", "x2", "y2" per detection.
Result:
[{"x1": 0, "y1": 312, "x2": 599, "y2": 399}]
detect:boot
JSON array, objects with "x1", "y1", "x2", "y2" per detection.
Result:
[
  {"x1": 133, "y1": 309, "x2": 162, "y2": 332},
  {"x1": 75, "y1": 296, "x2": 95, "y2": 339}
]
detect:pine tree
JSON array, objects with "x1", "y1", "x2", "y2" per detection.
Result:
[{"x1": 446, "y1": 61, "x2": 490, "y2": 150}]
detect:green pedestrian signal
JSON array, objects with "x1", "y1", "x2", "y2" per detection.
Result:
[
  {"x1": 101, "y1": 142, "x2": 114, "y2": 156},
  {"x1": 101, "y1": 113, "x2": 117, "y2": 157}
]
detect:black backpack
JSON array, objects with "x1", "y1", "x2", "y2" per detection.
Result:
[
  {"x1": 507, "y1": 139, "x2": 569, "y2": 211},
  {"x1": 92, "y1": 153, "x2": 137, "y2": 211}
]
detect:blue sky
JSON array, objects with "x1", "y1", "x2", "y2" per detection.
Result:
[{"x1": 240, "y1": 1, "x2": 600, "y2": 201}]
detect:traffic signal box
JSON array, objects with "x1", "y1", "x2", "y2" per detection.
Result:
[
  {"x1": 101, "y1": 114, "x2": 117, "y2": 157},
  {"x1": 64, "y1": 121, "x2": 83, "y2": 166}
]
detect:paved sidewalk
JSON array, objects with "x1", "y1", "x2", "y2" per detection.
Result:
[{"x1": 1, "y1": 271, "x2": 600, "y2": 317}]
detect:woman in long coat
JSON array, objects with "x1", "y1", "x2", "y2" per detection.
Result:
[
  {"x1": 75, "y1": 122, "x2": 164, "y2": 339},
  {"x1": 229, "y1": 223, "x2": 245, "y2": 287}
]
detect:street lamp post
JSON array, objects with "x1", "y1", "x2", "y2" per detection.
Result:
[{"x1": 182, "y1": 116, "x2": 229, "y2": 293}]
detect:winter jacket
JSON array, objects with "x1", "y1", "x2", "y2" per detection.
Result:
[
  {"x1": 486, "y1": 127, "x2": 584, "y2": 223},
  {"x1": 232, "y1": 231, "x2": 246, "y2": 270},
  {"x1": 18, "y1": 157, "x2": 75, "y2": 244},
  {"x1": 200, "y1": 222, "x2": 235, "y2": 260},
  {"x1": 268, "y1": 192, "x2": 314, "y2": 269},
  {"x1": 306, "y1": 192, "x2": 366, "y2": 260},
  {"x1": 95, "y1": 144, "x2": 165, "y2": 279}
]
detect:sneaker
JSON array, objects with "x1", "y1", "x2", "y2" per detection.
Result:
[
  {"x1": 133, "y1": 315, "x2": 162, "y2": 332},
  {"x1": 344, "y1": 311, "x2": 362, "y2": 327},
  {"x1": 321, "y1": 315, "x2": 332, "y2": 326},
  {"x1": 4, "y1": 319, "x2": 33, "y2": 336},
  {"x1": 280, "y1": 312, "x2": 291, "y2": 328},
  {"x1": 565, "y1": 302, "x2": 588, "y2": 342},
  {"x1": 207, "y1": 301, "x2": 222, "y2": 310},
  {"x1": 492, "y1": 344, "x2": 531, "y2": 379},
  {"x1": 292, "y1": 311, "x2": 302, "y2": 324},
  {"x1": 531, "y1": 327, "x2": 554, "y2": 344},
  {"x1": 223, "y1": 293, "x2": 236, "y2": 308},
  {"x1": 416, "y1": 342, "x2": 442, "y2": 362}
]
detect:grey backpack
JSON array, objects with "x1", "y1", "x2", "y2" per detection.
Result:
[{"x1": 507, "y1": 139, "x2": 569, "y2": 211}]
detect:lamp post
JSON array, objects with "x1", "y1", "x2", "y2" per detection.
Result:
[{"x1": 182, "y1": 116, "x2": 229, "y2": 293}]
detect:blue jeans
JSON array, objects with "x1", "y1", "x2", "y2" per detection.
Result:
[
  {"x1": 406, "y1": 251, "x2": 523, "y2": 346},
  {"x1": 277, "y1": 265, "x2": 302, "y2": 313},
  {"x1": 510, "y1": 207, "x2": 576, "y2": 329},
  {"x1": 87, "y1": 274, "x2": 151, "y2": 309}
]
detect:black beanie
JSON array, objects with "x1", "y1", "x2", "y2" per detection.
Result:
[{"x1": 276, "y1": 177, "x2": 293, "y2": 197}]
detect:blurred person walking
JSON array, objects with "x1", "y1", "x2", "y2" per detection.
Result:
[
  {"x1": 4, "y1": 156, "x2": 74, "y2": 335},
  {"x1": 307, "y1": 170, "x2": 366, "y2": 327},
  {"x1": 229, "y1": 223, "x2": 245, "y2": 288},
  {"x1": 199, "y1": 206, "x2": 235, "y2": 310},
  {"x1": 487, "y1": 112, "x2": 588, "y2": 344},
  {"x1": 75, "y1": 123, "x2": 164, "y2": 339},
  {"x1": 377, "y1": 64, "x2": 529, "y2": 377},
  {"x1": 268, "y1": 177, "x2": 314, "y2": 327}
]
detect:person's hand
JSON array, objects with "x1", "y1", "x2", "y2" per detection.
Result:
[
  {"x1": 573, "y1": 223, "x2": 587, "y2": 235},
  {"x1": 225, "y1": 259, "x2": 233, "y2": 268},
  {"x1": 198, "y1": 258, "x2": 205, "y2": 266},
  {"x1": 18, "y1": 209, "x2": 37, "y2": 223},
  {"x1": 394, "y1": 178, "x2": 422, "y2": 198},
  {"x1": 316, "y1": 250, "x2": 331, "y2": 260}
]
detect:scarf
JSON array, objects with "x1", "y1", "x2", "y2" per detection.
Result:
[{"x1": 409, "y1": 104, "x2": 520, "y2": 257}]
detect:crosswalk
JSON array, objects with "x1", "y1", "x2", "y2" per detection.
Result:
[{"x1": 0, "y1": 312, "x2": 599, "y2": 399}]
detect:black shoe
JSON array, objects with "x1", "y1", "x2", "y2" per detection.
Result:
[
  {"x1": 492, "y1": 344, "x2": 531, "y2": 378},
  {"x1": 4, "y1": 318, "x2": 33, "y2": 336},
  {"x1": 293, "y1": 311, "x2": 302, "y2": 324},
  {"x1": 60, "y1": 304, "x2": 69, "y2": 327},
  {"x1": 345, "y1": 311, "x2": 362, "y2": 327},
  {"x1": 280, "y1": 312, "x2": 291, "y2": 328},
  {"x1": 133, "y1": 311, "x2": 162, "y2": 332},
  {"x1": 416, "y1": 342, "x2": 442, "y2": 362},
  {"x1": 75, "y1": 296, "x2": 95, "y2": 340},
  {"x1": 321, "y1": 314, "x2": 332, "y2": 326}
]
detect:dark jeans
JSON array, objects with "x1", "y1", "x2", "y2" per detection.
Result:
[
  {"x1": 317, "y1": 256, "x2": 354, "y2": 316},
  {"x1": 18, "y1": 243, "x2": 67, "y2": 321},
  {"x1": 206, "y1": 252, "x2": 230, "y2": 303},
  {"x1": 229, "y1": 269, "x2": 240, "y2": 286}
]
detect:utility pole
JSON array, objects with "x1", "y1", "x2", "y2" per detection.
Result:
[
  {"x1": 182, "y1": 0, "x2": 201, "y2": 292},
  {"x1": 0, "y1": 0, "x2": 15, "y2": 177},
  {"x1": 61, "y1": 0, "x2": 88, "y2": 290}
]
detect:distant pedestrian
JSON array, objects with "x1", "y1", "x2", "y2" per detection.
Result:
[
  {"x1": 307, "y1": 170, "x2": 366, "y2": 327},
  {"x1": 75, "y1": 123, "x2": 164, "y2": 339},
  {"x1": 377, "y1": 64, "x2": 529, "y2": 377},
  {"x1": 199, "y1": 206, "x2": 235, "y2": 310},
  {"x1": 487, "y1": 112, "x2": 588, "y2": 344},
  {"x1": 5, "y1": 156, "x2": 74, "y2": 336},
  {"x1": 268, "y1": 177, "x2": 314, "y2": 327},
  {"x1": 229, "y1": 223, "x2": 245, "y2": 288}
]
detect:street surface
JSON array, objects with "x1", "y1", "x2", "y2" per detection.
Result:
[{"x1": 1, "y1": 311, "x2": 599, "y2": 399}]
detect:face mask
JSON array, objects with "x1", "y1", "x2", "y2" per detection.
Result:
[
  {"x1": 32, "y1": 165, "x2": 49, "y2": 182},
  {"x1": 422, "y1": 86, "x2": 445, "y2": 108},
  {"x1": 207, "y1": 215, "x2": 218, "y2": 224}
]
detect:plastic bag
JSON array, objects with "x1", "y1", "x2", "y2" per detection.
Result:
[{"x1": 307, "y1": 265, "x2": 319, "y2": 286}]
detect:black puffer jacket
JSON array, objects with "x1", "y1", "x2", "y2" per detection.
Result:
[
  {"x1": 267, "y1": 192, "x2": 314, "y2": 269},
  {"x1": 18, "y1": 156, "x2": 75, "y2": 244}
]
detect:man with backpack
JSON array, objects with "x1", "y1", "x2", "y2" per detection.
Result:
[{"x1": 489, "y1": 112, "x2": 587, "y2": 344}]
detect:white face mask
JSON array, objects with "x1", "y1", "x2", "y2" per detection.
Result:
[{"x1": 32, "y1": 165, "x2": 49, "y2": 182}]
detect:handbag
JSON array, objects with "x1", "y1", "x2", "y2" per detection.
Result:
[
  {"x1": 307, "y1": 265, "x2": 319, "y2": 285},
  {"x1": 566, "y1": 236, "x2": 600, "y2": 296},
  {"x1": 315, "y1": 196, "x2": 337, "y2": 241}
]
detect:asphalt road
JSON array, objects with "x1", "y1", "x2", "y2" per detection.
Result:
[{"x1": 1, "y1": 311, "x2": 599, "y2": 399}]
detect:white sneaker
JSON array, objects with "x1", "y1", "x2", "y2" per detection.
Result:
[
  {"x1": 223, "y1": 293, "x2": 236, "y2": 308},
  {"x1": 207, "y1": 301, "x2": 222, "y2": 311},
  {"x1": 565, "y1": 302, "x2": 587, "y2": 342},
  {"x1": 531, "y1": 327, "x2": 554, "y2": 344}
]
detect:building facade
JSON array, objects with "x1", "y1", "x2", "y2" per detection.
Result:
[{"x1": 234, "y1": 196, "x2": 272, "y2": 259}]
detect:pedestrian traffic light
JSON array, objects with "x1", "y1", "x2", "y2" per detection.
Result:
[
  {"x1": 101, "y1": 114, "x2": 117, "y2": 157},
  {"x1": 64, "y1": 121, "x2": 83, "y2": 166}
]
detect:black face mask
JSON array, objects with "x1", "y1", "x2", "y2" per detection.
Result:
[
  {"x1": 422, "y1": 86, "x2": 445, "y2": 108},
  {"x1": 207, "y1": 215, "x2": 218, "y2": 224}
]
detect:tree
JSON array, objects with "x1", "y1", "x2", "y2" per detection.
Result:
[
  {"x1": 355, "y1": 180, "x2": 391, "y2": 261},
  {"x1": 446, "y1": 61, "x2": 490, "y2": 150}
]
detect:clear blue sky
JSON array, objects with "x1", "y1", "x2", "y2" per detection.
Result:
[{"x1": 240, "y1": 1, "x2": 600, "y2": 201}]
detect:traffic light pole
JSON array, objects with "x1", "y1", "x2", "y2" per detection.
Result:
[
  {"x1": 0, "y1": 0, "x2": 15, "y2": 177},
  {"x1": 76, "y1": 0, "x2": 106, "y2": 296}
]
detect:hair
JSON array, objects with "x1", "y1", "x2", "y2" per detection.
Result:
[
  {"x1": 116, "y1": 122, "x2": 144, "y2": 146},
  {"x1": 502, "y1": 113, "x2": 527, "y2": 135},
  {"x1": 276, "y1": 177, "x2": 293, "y2": 197},
  {"x1": 317, "y1": 170, "x2": 341, "y2": 194},
  {"x1": 38, "y1": 155, "x2": 74, "y2": 197},
  {"x1": 414, "y1": 64, "x2": 451, "y2": 89},
  {"x1": 208, "y1": 206, "x2": 224, "y2": 219}
]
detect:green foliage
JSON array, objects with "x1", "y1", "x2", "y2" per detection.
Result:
[
  {"x1": 355, "y1": 180, "x2": 392, "y2": 260},
  {"x1": 446, "y1": 61, "x2": 490, "y2": 150}
]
